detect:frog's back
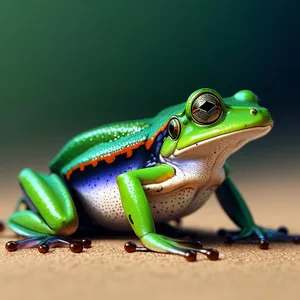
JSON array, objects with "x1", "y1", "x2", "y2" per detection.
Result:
[
  {"x1": 49, "y1": 102, "x2": 185, "y2": 179},
  {"x1": 49, "y1": 119, "x2": 150, "y2": 175}
]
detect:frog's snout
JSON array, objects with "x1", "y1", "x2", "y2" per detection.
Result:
[{"x1": 248, "y1": 106, "x2": 274, "y2": 128}]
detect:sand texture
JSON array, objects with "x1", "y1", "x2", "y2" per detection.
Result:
[{"x1": 0, "y1": 176, "x2": 299, "y2": 300}]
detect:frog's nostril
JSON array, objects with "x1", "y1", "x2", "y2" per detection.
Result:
[{"x1": 250, "y1": 109, "x2": 258, "y2": 115}]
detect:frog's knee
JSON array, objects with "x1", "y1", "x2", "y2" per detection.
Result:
[
  {"x1": 18, "y1": 168, "x2": 46, "y2": 189},
  {"x1": 18, "y1": 168, "x2": 79, "y2": 236},
  {"x1": 18, "y1": 168, "x2": 35, "y2": 183},
  {"x1": 116, "y1": 173, "x2": 131, "y2": 187},
  {"x1": 50, "y1": 214, "x2": 78, "y2": 236}
]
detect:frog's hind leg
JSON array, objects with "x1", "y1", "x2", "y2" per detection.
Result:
[
  {"x1": 216, "y1": 175, "x2": 300, "y2": 249},
  {"x1": 6, "y1": 168, "x2": 90, "y2": 253}
]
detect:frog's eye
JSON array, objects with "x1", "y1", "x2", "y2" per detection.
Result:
[
  {"x1": 168, "y1": 117, "x2": 181, "y2": 140},
  {"x1": 191, "y1": 93, "x2": 223, "y2": 125}
]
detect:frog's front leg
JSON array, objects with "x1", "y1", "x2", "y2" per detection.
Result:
[
  {"x1": 216, "y1": 164, "x2": 299, "y2": 249},
  {"x1": 6, "y1": 168, "x2": 91, "y2": 253},
  {"x1": 117, "y1": 164, "x2": 219, "y2": 262}
]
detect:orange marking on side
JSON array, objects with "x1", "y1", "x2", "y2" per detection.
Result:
[
  {"x1": 104, "y1": 156, "x2": 115, "y2": 164},
  {"x1": 66, "y1": 122, "x2": 168, "y2": 180},
  {"x1": 126, "y1": 149, "x2": 133, "y2": 158}
]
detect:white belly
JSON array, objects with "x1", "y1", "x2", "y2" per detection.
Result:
[
  {"x1": 74, "y1": 151, "x2": 226, "y2": 231},
  {"x1": 75, "y1": 160, "x2": 224, "y2": 231},
  {"x1": 75, "y1": 127, "x2": 268, "y2": 231}
]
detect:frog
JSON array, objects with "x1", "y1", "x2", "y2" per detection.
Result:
[{"x1": 5, "y1": 88, "x2": 298, "y2": 261}]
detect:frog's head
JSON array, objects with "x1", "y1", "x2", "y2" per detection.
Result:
[{"x1": 160, "y1": 88, "x2": 273, "y2": 160}]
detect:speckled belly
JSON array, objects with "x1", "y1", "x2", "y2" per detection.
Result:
[
  {"x1": 147, "y1": 185, "x2": 218, "y2": 222},
  {"x1": 72, "y1": 179, "x2": 216, "y2": 231},
  {"x1": 69, "y1": 141, "x2": 226, "y2": 231},
  {"x1": 70, "y1": 126, "x2": 267, "y2": 231}
]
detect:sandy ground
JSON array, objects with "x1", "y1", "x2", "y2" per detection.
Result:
[{"x1": 0, "y1": 175, "x2": 300, "y2": 300}]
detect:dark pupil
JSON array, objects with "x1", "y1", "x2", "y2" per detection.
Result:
[
  {"x1": 191, "y1": 93, "x2": 222, "y2": 124},
  {"x1": 200, "y1": 101, "x2": 215, "y2": 112}
]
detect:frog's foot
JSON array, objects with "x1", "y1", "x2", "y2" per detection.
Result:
[
  {"x1": 124, "y1": 233, "x2": 219, "y2": 262},
  {"x1": 261, "y1": 226, "x2": 300, "y2": 243},
  {"x1": 218, "y1": 225, "x2": 300, "y2": 249},
  {"x1": 5, "y1": 235, "x2": 92, "y2": 254}
]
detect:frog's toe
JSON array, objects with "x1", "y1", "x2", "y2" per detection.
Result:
[
  {"x1": 38, "y1": 244, "x2": 49, "y2": 253},
  {"x1": 165, "y1": 236, "x2": 219, "y2": 261},
  {"x1": 263, "y1": 227, "x2": 300, "y2": 244},
  {"x1": 6, "y1": 236, "x2": 46, "y2": 251},
  {"x1": 123, "y1": 241, "x2": 198, "y2": 262},
  {"x1": 220, "y1": 225, "x2": 300, "y2": 249},
  {"x1": 5, "y1": 235, "x2": 92, "y2": 253},
  {"x1": 293, "y1": 236, "x2": 300, "y2": 244},
  {"x1": 124, "y1": 241, "x2": 149, "y2": 253},
  {"x1": 276, "y1": 226, "x2": 289, "y2": 235},
  {"x1": 220, "y1": 227, "x2": 270, "y2": 249},
  {"x1": 257, "y1": 239, "x2": 270, "y2": 250},
  {"x1": 41, "y1": 236, "x2": 84, "y2": 253},
  {"x1": 125, "y1": 234, "x2": 219, "y2": 262}
]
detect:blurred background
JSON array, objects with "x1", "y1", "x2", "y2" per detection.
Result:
[{"x1": 0, "y1": 1, "x2": 299, "y2": 213}]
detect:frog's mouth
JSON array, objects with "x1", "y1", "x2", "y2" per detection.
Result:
[{"x1": 172, "y1": 125, "x2": 272, "y2": 159}]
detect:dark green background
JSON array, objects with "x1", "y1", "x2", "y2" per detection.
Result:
[{"x1": 0, "y1": 1, "x2": 299, "y2": 179}]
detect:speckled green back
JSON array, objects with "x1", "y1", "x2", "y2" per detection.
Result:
[{"x1": 50, "y1": 102, "x2": 186, "y2": 176}]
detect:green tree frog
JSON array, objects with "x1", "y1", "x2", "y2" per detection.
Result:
[{"x1": 5, "y1": 88, "x2": 296, "y2": 261}]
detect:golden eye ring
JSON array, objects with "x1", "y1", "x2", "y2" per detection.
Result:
[{"x1": 191, "y1": 93, "x2": 223, "y2": 125}]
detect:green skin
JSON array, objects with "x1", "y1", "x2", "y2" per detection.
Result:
[{"x1": 7, "y1": 88, "x2": 281, "y2": 259}]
